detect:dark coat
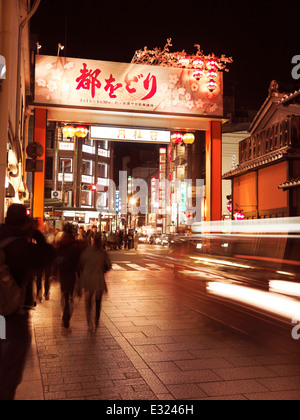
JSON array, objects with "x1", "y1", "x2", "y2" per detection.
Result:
[
  {"x1": 79, "y1": 246, "x2": 111, "y2": 294},
  {"x1": 0, "y1": 223, "x2": 55, "y2": 288},
  {"x1": 55, "y1": 232, "x2": 82, "y2": 289}
]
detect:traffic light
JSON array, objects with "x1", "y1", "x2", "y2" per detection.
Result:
[{"x1": 82, "y1": 184, "x2": 97, "y2": 191}]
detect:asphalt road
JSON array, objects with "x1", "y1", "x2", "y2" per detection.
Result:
[{"x1": 110, "y1": 244, "x2": 300, "y2": 354}]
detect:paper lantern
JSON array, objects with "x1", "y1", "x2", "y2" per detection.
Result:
[
  {"x1": 208, "y1": 69, "x2": 218, "y2": 79},
  {"x1": 62, "y1": 125, "x2": 75, "y2": 138},
  {"x1": 75, "y1": 126, "x2": 88, "y2": 138},
  {"x1": 193, "y1": 58, "x2": 204, "y2": 69},
  {"x1": 234, "y1": 211, "x2": 245, "y2": 221},
  {"x1": 178, "y1": 56, "x2": 189, "y2": 67},
  {"x1": 193, "y1": 69, "x2": 204, "y2": 81},
  {"x1": 206, "y1": 79, "x2": 218, "y2": 92},
  {"x1": 171, "y1": 132, "x2": 183, "y2": 144},
  {"x1": 183, "y1": 133, "x2": 195, "y2": 145},
  {"x1": 206, "y1": 59, "x2": 218, "y2": 70}
]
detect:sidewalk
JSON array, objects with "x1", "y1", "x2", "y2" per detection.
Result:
[{"x1": 16, "y1": 268, "x2": 300, "y2": 400}]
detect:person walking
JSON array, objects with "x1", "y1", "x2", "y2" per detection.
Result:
[
  {"x1": 0, "y1": 204, "x2": 55, "y2": 400},
  {"x1": 55, "y1": 224, "x2": 82, "y2": 329},
  {"x1": 79, "y1": 232, "x2": 111, "y2": 333}
]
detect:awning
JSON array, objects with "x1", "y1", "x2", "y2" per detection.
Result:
[{"x1": 278, "y1": 177, "x2": 300, "y2": 191}]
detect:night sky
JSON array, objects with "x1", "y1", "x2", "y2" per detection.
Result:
[
  {"x1": 30, "y1": 0, "x2": 300, "y2": 110},
  {"x1": 30, "y1": 0, "x2": 300, "y2": 180}
]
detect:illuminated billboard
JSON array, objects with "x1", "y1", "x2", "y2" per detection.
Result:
[
  {"x1": 90, "y1": 126, "x2": 170, "y2": 144},
  {"x1": 34, "y1": 55, "x2": 223, "y2": 117}
]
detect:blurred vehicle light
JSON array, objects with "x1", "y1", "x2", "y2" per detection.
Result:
[
  {"x1": 207, "y1": 282, "x2": 300, "y2": 321},
  {"x1": 269, "y1": 280, "x2": 300, "y2": 298}
]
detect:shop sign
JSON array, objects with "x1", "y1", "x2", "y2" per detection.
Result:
[
  {"x1": 98, "y1": 149, "x2": 110, "y2": 158},
  {"x1": 82, "y1": 175, "x2": 93, "y2": 184},
  {"x1": 75, "y1": 213, "x2": 85, "y2": 218},
  {"x1": 58, "y1": 173, "x2": 73, "y2": 182},
  {"x1": 82, "y1": 144, "x2": 95, "y2": 154},
  {"x1": 91, "y1": 126, "x2": 170, "y2": 144},
  {"x1": 35, "y1": 55, "x2": 223, "y2": 117},
  {"x1": 59, "y1": 142, "x2": 74, "y2": 151}
]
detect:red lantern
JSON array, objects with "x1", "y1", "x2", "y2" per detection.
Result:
[
  {"x1": 62, "y1": 125, "x2": 75, "y2": 138},
  {"x1": 208, "y1": 69, "x2": 218, "y2": 79},
  {"x1": 206, "y1": 59, "x2": 218, "y2": 70},
  {"x1": 171, "y1": 132, "x2": 183, "y2": 144},
  {"x1": 193, "y1": 69, "x2": 204, "y2": 81},
  {"x1": 183, "y1": 133, "x2": 195, "y2": 145},
  {"x1": 193, "y1": 58, "x2": 204, "y2": 69},
  {"x1": 234, "y1": 211, "x2": 245, "y2": 221},
  {"x1": 206, "y1": 79, "x2": 218, "y2": 92},
  {"x1": 75, "y1": 126, "x2": 88, "y2": 138},
  {"x1": 178, "y1": 56, "x2": 189, "y2": 67}
]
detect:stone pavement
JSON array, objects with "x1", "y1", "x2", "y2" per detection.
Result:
[{"x1": 15, "y1": 268, "x2": 300, "y2": 400}]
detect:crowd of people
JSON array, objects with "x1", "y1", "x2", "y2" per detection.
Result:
[{"x1": 0, "y1": 204, "x2": 112, "y2": 400}]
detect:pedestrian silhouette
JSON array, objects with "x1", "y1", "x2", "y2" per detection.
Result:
[
  {"x1": 55, "y1": 224, "x2": 82, "y2": 329},
  {"x1": 79, "y1": 232, "x2": 111, "y2": 333},
  {"x1": 0, "y1": 204, "x2": 55, "y2": 400}
]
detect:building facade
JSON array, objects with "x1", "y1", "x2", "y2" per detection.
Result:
[
  {"x1": 223, "y1": 84, "x2": 300, "y2": 219},
  {"x1": 40, "y1": 121, "x2": 114, "y2": 230},
  {"x1": 0, "y1": 0, "x2": 40, "y2": 222}
]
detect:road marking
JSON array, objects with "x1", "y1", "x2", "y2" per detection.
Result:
[
  {"x1": 113, "y1": 261, "x2": 132, "y2": 264},
  {"x1": 126, "y1": 264, "x2": 150, "y2": 271},
  {"x1": 112, "y1": 264, "x2": 127, "y2": 271},
  {"x1": 146, "y1": 263, "x2": 164, "y2": 270}
]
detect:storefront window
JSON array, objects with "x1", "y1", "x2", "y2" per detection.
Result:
[
  {"x1": 98, "y1": 140, "x2": 108, "y2": 150},
  {"x1": 82, "y1": 159, "x2": 93, "y2": 176},
  {"x1": 98, "y1": 163, "x2": 107, "y2": 178},
  {"x1": 59, "y1": 158, "x2": 72, "y2": 173},
  {"x1": 81, "y1": 191, "x2": 92, "y2": 207},
  {"x1": 83, "y1": 137, "x2": 94, "y2": 147},
  {"x1": 96, "y1": 192, "x2": 107, "y2": 209}
]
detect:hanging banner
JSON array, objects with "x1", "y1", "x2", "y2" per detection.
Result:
[{"x1": 34, "y1": 55, "x2": 223, "y2": 117}]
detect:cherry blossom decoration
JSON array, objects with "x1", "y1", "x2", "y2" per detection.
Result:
[{"x1": 131, "y1": 39, "x2": 233, "y2": 93}]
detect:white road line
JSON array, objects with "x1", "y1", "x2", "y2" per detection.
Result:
[
  {"x1": 112, "y1": 264, "x2": 127, "y2": 271},
  {"x1": 126, "y1": 264, "x2": 150, "y2": 271},
  {"x1": 146, "y1": 263, "x2": 164, "y2": 270}
]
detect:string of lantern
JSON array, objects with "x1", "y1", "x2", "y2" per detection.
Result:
[
  {"x1": 171, "y1": 132, "x2": 195, "y2": 145},
  {"x1": 131, "y1": 39, "x2": 233, "y2": 93},
  {"x1": 62, "y1": 125, "x2": 89, "y2": 138}
]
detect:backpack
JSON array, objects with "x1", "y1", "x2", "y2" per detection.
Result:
[{"x1": 0, "y1": 238, "x2": 22, "y2": 316}]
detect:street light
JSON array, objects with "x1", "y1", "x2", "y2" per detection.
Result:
[
  {"x1": 36, "y1": 42, "x2": 42, "y2": 54},
  {"x1": 57, "y1": 43, "x2": 64, "y2": 57}
]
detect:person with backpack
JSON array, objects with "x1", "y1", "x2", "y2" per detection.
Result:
[{"x1": 0, "y1": 204, "x2": 55, "y2": 400}]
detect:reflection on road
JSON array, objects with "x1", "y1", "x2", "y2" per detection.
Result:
[
  {"x1": 206, "y1": 281, "x2": 300, "y2": 321},
  {"x1": 161, "y1": 219, "x2": 300, "y2": 347}
]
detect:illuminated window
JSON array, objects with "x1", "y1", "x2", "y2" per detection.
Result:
[
  {"x1": 81, "y1": 191, "x2": 92, "y2": 207},
  {"x1": 82, "y1": 159, "x2": 93, "y2": 176},
  {"x1": 59, "y1": 158, "x2": 72, "y2": 173},
  {"x1": 98, "y1": 163, "x2": 107, "y2": 178}
]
